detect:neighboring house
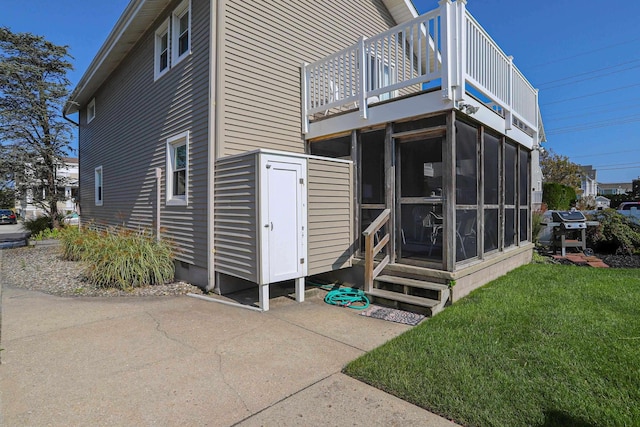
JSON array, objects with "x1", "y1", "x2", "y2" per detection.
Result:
[
  {"x1": 579, "y1": 165, "x2": 598, "y2": 198},
  {"x1": 598, "y1": 182, "x2": 631, "y2": 196},
  {"x1": 16, "y1": 157, "x2": 79, "y2": 219},
  {"x1": 595, "y1": 196, "x2": 610, "y2": 210},
  {"x1": 65, "y1": 0, "x2": 545, "y2": 312}
]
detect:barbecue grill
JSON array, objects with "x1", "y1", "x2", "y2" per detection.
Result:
[
  {"x1": 550, "y1": 210, "x2": 587, "y2": 230},
  {"x1": 544, "y1": 210, "x2": 596, "y2": 256}
]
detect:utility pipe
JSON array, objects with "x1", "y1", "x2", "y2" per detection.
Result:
[{"x1": 155, "y1": 167, "x2": 162, "y2": 241}]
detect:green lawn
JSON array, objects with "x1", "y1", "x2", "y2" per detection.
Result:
[{"x1": 344, "y1": 265, "x2": 640, "y2": 427}]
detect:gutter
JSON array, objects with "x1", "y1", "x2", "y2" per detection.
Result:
[{"x1": 62, "y1": 105, "x2": 79, "y2": 127}]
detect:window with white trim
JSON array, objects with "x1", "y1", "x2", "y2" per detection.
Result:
[
  {"x1": 171, "y1": 0, "x2": 191, "y2": 66},
  {"x1": 166, "y1": 131, "x2": 189, "y2": 206},
  {"x1": 95, "y1": 166, "x2": 103, "y2": 206},
  {"x1": 87, "y1": 98, "x2": 96, "y2": 123},
  {"x1": 154, "y1": 19, "x2": 170, "y2": 80}
]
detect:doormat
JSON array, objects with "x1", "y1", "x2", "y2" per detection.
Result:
[{"x1": 359, "y1": 305, "x2": 425, "y2": 326}]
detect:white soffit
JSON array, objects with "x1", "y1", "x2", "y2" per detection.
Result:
[
  {"x1": 382, "y1": 0, "x2": 420, "y2": 24},
  {"x1": 65, "y1": 0, "x2": 171, "y2": 114}
]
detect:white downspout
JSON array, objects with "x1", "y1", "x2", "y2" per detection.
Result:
[{"x1": 155, "y1": 167, "x2": 162, "y2": 241}]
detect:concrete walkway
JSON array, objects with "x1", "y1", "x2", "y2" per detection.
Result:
[{"x1": 0, "y1": 284, "x2": 457, "y2": 426}]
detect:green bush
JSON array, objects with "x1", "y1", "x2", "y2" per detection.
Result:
[
  {"x1": 586, "y1": 209, "x2": 640, "y2": 255},
  {"x1": 32, "y1": 227, "x2": 63, "y2": 241},
  {"x1": 60, "y1": 225, "x2": 175, "y2": 289},
  {"x1": 23, "y1": 216, "x2": 53, "y2": 235},
  {"x1": 542, "y1": 182, "x2": 576, "y2": 210}
]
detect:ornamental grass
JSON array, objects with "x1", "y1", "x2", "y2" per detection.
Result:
[{"x1": 60, "y1": 225, "x2": 175, "y2": 289}]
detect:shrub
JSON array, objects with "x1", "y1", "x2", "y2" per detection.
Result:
[
  {"x1": 586, "y1": 209, "x2": 640, "y2": 255},
  {"x1": 23, "y1": 216, "x2": 53, "y2": 235},
  {"x1": 61, "y1": 225, "x2": 175, "y2": 289},
  {"x1": 32, "y1": 227, "x2": 63, "y2": 241},
  {"x1": 543, "y1": 183, "x2": 576, "y2": 210}
]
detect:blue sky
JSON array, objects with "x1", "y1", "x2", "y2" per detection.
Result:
[{"x1": 3, "y1": 0, "x2": 640, "y2": 183}]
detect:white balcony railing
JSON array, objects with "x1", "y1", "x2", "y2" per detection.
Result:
[{"x1": 301, "y1": 0, "x2": 539, "y2": 138}]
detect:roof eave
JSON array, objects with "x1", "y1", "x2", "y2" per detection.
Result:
[{"x1": 65, "y1": 0, "x2": 172, "y2": 115}]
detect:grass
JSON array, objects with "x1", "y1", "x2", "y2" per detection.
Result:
[{"x1": 344, "y1": 264, "x2": 640, "y2": 427}]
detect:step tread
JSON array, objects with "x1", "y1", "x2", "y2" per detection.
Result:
[
  {"x1": 375, "y1": 275, "x2": 449, "y2": 291},
  {"x1": 367, "y1": 288, "x2": 442, "y2": 308}
]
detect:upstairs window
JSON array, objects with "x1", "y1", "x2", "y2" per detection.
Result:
[
  {"x1": 154, "y1": 19, "x2": 170, "y2": 80},
  {"x1": 166, "y1": 131, "x2": 189, "y2": 206},
  {"x1": 87, "y1": 98, "x2": 96, "y2": 123},
  {"x1": 171, "y1": 0, "x2": 191, "y2": 66},
  {"x1": 95, "y1": 166, "x2": 103, "y2": 206}
]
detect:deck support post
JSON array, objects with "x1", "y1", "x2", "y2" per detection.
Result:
[
  {"x1": 301, "y1": 62, "x2": 309, "y2": 134},
  {"x1": 358, "y1": 36, "x2": 368, "y2": 120},
  {"x1": 259, "y1": 284, "x2": 269, "y2": 311},
  {"x1": 295, "y1": 277, "x2": 305, "y2": 302}
]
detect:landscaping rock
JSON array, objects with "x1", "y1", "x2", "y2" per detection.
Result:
[{"x1": 1, "y1": 246, "x2": 204, "y2": 297}]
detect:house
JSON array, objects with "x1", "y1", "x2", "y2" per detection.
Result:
[
  {"x1": 65, "y1": 0, "x2": 544, "y2": 312},
  {"x1": 579, "y1": 165, "x2": 598, "y2": 198},
  {"x1": 598, "y1": 182, "x2": 631, "y2": 196},
  {"x1": 595, "y1": 196, "x2": 610, "y2": 210},
  {"x1": 16, "y1": 157, "x2": 79, "y2": 219}
]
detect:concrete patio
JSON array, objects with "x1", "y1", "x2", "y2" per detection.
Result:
[{"x1": 0, "y1": 281, "x2": 457, "y2": 426}]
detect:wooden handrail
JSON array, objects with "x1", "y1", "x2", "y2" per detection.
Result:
[{"x1": 363, "y1": 209, "x2": 391, "y2": 293}]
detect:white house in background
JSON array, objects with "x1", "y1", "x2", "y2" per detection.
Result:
[
  {"x1": 595, "y1": 195, "x2": 610, "y2": 210},
  {"x1": 579, "y1": 165, "x2": 598, "y2": 198},
  {"x1": 17, "y1": 157, "x2": 79, "y2": 219},
  {"x1": 598, "y1": 182, "x2": 631, "y2": 196}
]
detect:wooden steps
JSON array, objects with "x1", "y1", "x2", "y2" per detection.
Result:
[{"x1": 369, "y1": 272, "x2": 450, "y2": 317}]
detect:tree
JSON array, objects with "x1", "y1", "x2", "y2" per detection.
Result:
[
  {"x1": 539, "y1": 148, "x2": 581, "y2": 190},
  {"x1": 0, "y1": 27, "x2": 74, "y2": 227}
]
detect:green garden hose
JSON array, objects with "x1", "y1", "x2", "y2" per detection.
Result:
[
  {"x1": 323, "y1": 287, "x2": 370, "y2": 310},
  {"x1": 306, "y1": 280, "x2": 370, "y2": 310}
]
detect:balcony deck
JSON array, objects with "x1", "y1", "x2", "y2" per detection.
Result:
[{"x1": 301, "y1": 0, "x2": 541, "y2": 147}]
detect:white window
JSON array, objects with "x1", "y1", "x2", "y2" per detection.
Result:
[
  {"x1": 95, "y1": 166, "x2": 103, "y2": 206},
  {"x1": 87, "y1": 98, "x2": 96, "y2": 123},
  {"x1": 171, "y1": 0, "x2": 191, "y2": 66},
  {"x1": 166, "y1": 131, "x2": 189, "y2": 206},
  {"x1": 154, "y1": 19, "x2": 170, "y2": 80}
]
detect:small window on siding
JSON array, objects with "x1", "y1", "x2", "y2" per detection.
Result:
[
  {"x1": 95, "y1": 166, "x2": 103, "y2": 206},
  {"x1": 87, "y1": 98, "x2": 96, "y2": 123},
  {"x1": 154, "y1": 19, "x2": 170, "y2": 80},
  {"x1": 166, "y1": 131, "x2": 189, "y2": 206},
  {"x1": 171, "y1": 0, "x2": 190, "y2": 66}
]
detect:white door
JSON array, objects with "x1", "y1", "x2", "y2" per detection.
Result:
[{"x1": 261, "y1": 156, "x2": 306, "y2": 284}]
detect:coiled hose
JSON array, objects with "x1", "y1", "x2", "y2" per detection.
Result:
[{"x1": 307, "y1": 280, "x2": 370, "y2": 310}]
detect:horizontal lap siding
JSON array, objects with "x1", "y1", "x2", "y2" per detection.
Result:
[
  {"x1": 307, "y1": 158, "x2": 353, "y2": 275},
  {"x1": 214, "y1": 156, "x2": 259, "y2": 282},
  {"x1": 220, "y1": 0, "x2": 396, "y2": 157},
  {"x1": 78, "y1": 0, "x2": 209, "y2": 270}
]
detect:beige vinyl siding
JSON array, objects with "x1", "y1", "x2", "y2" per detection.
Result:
[
  {"x1": 78, "y1": 0, "x2": 209, "y2": 270},
  {"x1": 213, "y1": 155, "x2": 259, "y2": 283},
  {"x1": 219, "y1": 0, "x2": 397, "y2": 157},
  {"x1": 307, "y1": 158, "x2": 354, "y2": 275}
]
